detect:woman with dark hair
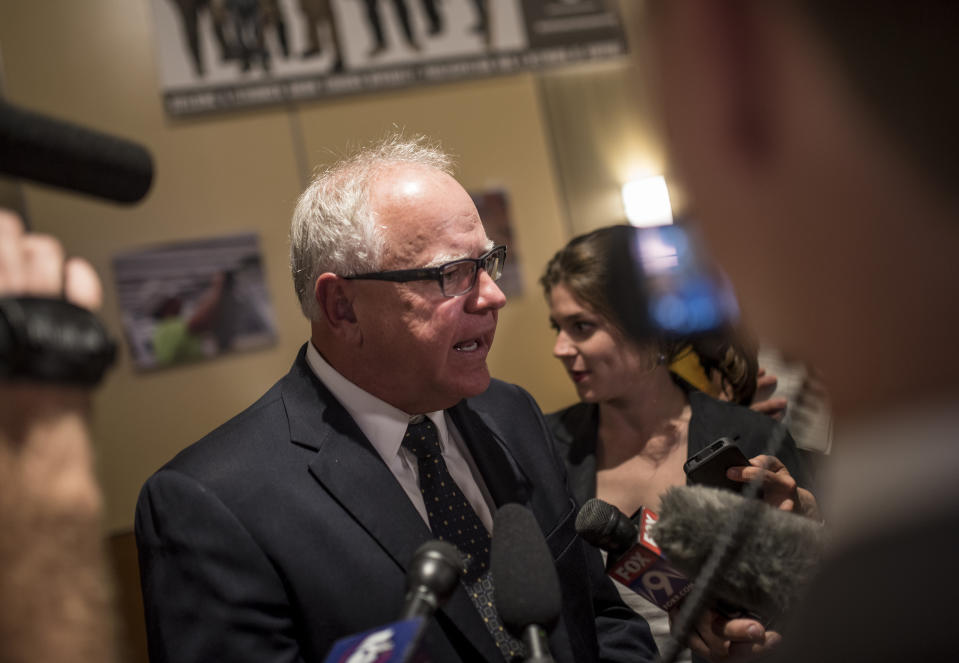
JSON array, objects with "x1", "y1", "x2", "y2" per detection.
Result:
[{"x1": 540, "y1": 225, "x2": 818, "y2": 662}]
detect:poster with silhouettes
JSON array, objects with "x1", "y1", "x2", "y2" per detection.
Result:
[
  {"x1": 148, "y1": 0, "x2": 628, "y2": 115},
  {"x1": 113, "y1": 233, "x2": 278, "y2": 370}
]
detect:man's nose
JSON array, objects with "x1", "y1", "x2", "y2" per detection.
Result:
[{"x1": 468, "y1": 268, "x2": 507, "y2": 311}]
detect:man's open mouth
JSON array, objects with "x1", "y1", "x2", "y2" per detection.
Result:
[{"x1": 454, "y1": 339, "x2": 480, "y2": 352}]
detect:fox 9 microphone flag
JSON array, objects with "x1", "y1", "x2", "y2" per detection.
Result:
[{"x1": 323, "y1": 618, "x2": 424, "y2": 663}]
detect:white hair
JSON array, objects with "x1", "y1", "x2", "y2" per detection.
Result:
[{"x1": 289, "y1": 133, "x2": 455, "y2": 320}]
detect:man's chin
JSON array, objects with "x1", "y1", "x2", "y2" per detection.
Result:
[{"x1": 455, "y1": 370, "x2": 492, "y2": 400}]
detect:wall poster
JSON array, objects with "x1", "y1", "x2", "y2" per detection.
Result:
[
  {"x1": 149, "y1": 0, "x2": 628, "y2": 115},
  {"x1": 113, "y1": 233, "x2": 278, "y2": 370}
]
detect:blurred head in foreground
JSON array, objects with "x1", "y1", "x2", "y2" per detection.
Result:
[{"x1": 641, "y1": 1, "x2": 959, "y2": 418}]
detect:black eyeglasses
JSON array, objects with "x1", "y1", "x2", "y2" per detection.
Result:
[{"x1": 343, "y1": 245, "x2": 507, "y2": 298}]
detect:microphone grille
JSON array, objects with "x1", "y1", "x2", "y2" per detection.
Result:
[
  {"x1": 490, "y1": 503, "x2": 562, "y2": 632},
  {"x1": 575, "y1": 498, "x2": 617, "y2": 536},
  {"x1": 408, "y1": 540, "x2": 465, "y2": 605},
  {"x1": 575, "y1": 498, "x2": 638, "y2": 554}
]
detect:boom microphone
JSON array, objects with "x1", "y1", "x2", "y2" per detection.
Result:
[
  {"x1": 322, "y1": 540, "x2": 464, "y2": 663},
  {"x1": 0, "y1": 100, "x2": 153, "y2": 204},
  {"x1": 491, "y1": 503, "x2": 562, "y2": 663},
  {"x1": 653, "y1": 485, "x2": 825, "y2": 621}
]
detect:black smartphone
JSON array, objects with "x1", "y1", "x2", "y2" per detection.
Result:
[{"x1": 683, "y1": 437, "x2": 751, "y2": 494}]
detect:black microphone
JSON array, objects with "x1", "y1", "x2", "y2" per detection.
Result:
[
  {"x1": 321, "y1": 540, "x2": 464, "y2": 663},
  {"x1": 652, "y1": 485, "x2": 825, "y2": 622},
  {"x1": 399, "y1": 540, "x2": 465, "y2": 620},
  {"x1": 576, "y1": 498, "x2": 692, "y2": 613},
  {"x1": 575, "y1": 498, "x2": 638, "y2": 555},
  {"x1": 491, "y1": 503, "x2": 561, "y2": 663},
  {"x1": 0, "y1": 100, "x2": 153, "y2": 204}
]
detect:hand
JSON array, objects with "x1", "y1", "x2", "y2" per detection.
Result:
[
  {"x1": 0, "y1": 210, "x2": 102, "y2": 308},
  {"x1": 727, "y1": 454, "x2": 821, "y2": 519},
  {"x1": 0, "y1": 209, "x2": 116, "y2": 663},
  {"x1": 0, "y1": 209, "x2": 104, "y2": 513},
  {"x1": 749, "y1": 369, "x2": 787, "y2": 420},
  {"x1": 672, "y1": 605, "x2": 781, "y2": 662}
]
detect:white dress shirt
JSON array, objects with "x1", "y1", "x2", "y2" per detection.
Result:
[{"x1": 306, "y1": 341, "x2": 496, "y2": 533}]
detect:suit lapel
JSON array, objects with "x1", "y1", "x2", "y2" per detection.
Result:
[
  {"x1": 282, "y1": 354, "x2": 431, "y2": 571},
  {"x1": 281, "y1": 350, "x2": 504, "y2": 662},
  {"x1": 449, "y1": 400, "x2": 532, "y2": 508}
]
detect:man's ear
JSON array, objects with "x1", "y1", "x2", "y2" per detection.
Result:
[{"x1": 314, "y1": 273, "x2": 358, "y2": 330}]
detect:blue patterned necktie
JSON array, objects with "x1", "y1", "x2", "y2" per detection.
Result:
[{"x1": 402, "y1": 416, "x2": 524, "y2": 661}]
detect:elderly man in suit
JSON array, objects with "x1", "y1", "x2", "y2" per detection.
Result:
[{"x1": 135, "y1": 134, "x2": 658, "y2": 663}]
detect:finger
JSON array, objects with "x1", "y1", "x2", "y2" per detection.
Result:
[
  {"x1": 691, "y1": 609, "x2": 735, "y2": 659},
  {"x1": 669, "y1": 607, "x2": 716, "y2": 659},
  {"x1": 20, "y1": 234, "x2": 65, "y2": 297},
  {"x1": 749, "y1": 454, "x2": 786, "y2": 471},
  {"x1": 750, "y1": 397, "x2": 788, "y2": 416},
  {"x1": 796, "y1": 487, "x2": 821, "y2": 519},
  {"x1": 64, "y1": 257, "x2": 103, "y2": 311},
  {"x1": 0, "y1": 209, "x2": 26, "y2": 294},
  {"x1": 725, "y1": 464, "x2": 759, "y2": 483},
  {"x1": 755, "y1": 373, "x2": 777, "y2": 389},
  {"x1": 726, "y1": 630, "x2": 782, "y2": 662},
  {"x1": 733, "y1": 465, "x2": 796, "y2": 492},
  {"x1": 683, "y1": 628, "x2": 715, "y2": 660},
  {"x1": 718, "y1": 617, "x2": 767, "y2": 644}
]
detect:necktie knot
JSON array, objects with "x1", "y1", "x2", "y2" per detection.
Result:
[{"x1": 402, "y1": 418, "x2": 442, "y2": 459}]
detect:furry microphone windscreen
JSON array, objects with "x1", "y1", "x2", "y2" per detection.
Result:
[{"x1": 652, "y1": 485, "x2": 826, "y2": 621}]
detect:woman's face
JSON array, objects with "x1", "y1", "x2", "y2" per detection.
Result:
[{"x1": 547, "y1": 283, "x2": 653, "y2": 403}]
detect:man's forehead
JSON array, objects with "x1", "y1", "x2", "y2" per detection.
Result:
[
  {"x1": 425, "y1": 239, "x2": 495, "y2": 267},
  {"x1": 383, "y1": 234, "x2": 494, "y2": 268}
]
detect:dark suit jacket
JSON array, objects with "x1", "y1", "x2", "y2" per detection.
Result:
[{"x1": 135, "y1": 345, "x2": 657, "y2": 663}]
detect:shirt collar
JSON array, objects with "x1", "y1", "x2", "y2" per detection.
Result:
[{"x1": 305, "y1": 341, "x2": 450, "y2": 458}]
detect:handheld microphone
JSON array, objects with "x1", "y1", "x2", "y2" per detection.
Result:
[
  {"x1": 491, "y1": 503, "x2": 562, "y2": 663},
  {"x1": 399, "y1": 540, "x2": 465, "y2": 620},
  {"x1": 322, "y1": 540, "x2": 465, "y2": 663},
  {"x1": 0, "y1": 100, "x2": 153, "y2": 204},
  {"x1": 576, "y1": 499, "x2": 692, "y2": 612},
  {"x1": 652, "y1": 485, "x2": 825, "y2": 621}
]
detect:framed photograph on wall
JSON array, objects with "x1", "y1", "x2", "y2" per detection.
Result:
[{"x1": 113, "y1": 232, "x2": 278, "y2": 370}]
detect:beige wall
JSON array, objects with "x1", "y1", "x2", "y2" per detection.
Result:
[{"x1": 0, "y1": 1, "x2": 665, "y2": 532}]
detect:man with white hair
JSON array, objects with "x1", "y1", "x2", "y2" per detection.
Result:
[{"x1": 136, "y1": 134, "x2": 657, "y2": 663}]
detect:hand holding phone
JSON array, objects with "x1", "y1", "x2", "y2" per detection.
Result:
[{"x1": 683, "y1": 437, "x2": 753, "y2": 494}]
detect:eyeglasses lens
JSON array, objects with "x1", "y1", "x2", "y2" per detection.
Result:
[
  {"x1": 439, "y1": 247, "x2": 506, "y2": 297},
  {"x1": 441, "y1": 262, "x2": 474, "y2": 297},
  {"x1": 484, "y1": 249, "x2": 504, "y2": 281}
]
